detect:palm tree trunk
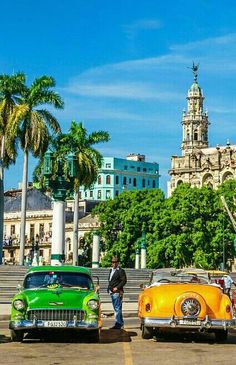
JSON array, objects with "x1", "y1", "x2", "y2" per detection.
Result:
[
  {"x1": 73, "y1": 192, "x2": 79, "y2": 266},
  {"x1": 0, "y1": 136, "x2": 5, "y2": 265},
  {"x1": 19, "y1": 150, "x2": 28, "y2": 265}
]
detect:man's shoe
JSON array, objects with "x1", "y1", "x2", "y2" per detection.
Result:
[{"x1": 110, "y1": 325, "x2": 122, "y2": 329}]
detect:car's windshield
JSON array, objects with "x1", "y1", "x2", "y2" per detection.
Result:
[
  {"x1": 24, "y1": 271, "x2": 93, "y2": 290},
  {"x1": 151, "y1": 273, "x2": 209, "y2": 285}
]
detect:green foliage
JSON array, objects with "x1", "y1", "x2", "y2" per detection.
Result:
[
  {"x1": 33, "y1": 121, "x2": 110, "y2": 192},
  {"x1": 93, "y1": 182, "x2": 236, "y2": 269}
]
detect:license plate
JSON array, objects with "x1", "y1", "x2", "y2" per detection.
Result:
[
  {"x1": 44, "y1": 321, "x2": 67, "y2": 328},
  {"x1": 179, "y1": 319, "x2": 201, "y2": 326}
]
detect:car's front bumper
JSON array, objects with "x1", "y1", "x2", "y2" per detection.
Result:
[
  {"x1": 9, "y1": 319, "x2": 99, "y2": 331},
  {"x1": 141, "y1": 316, "x2": 236, "y2": 330}
]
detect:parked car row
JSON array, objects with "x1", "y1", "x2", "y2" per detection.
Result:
[{"x1": 9, "y1": 266, "x2": 236, "y2": 343}]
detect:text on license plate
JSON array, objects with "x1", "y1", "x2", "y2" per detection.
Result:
[
  {"x1": 44, "y1": 321, "x2": 67, "y2": 327},
  {"x1": 179, "y1": 320, "x2": 201, "y2": 326}
]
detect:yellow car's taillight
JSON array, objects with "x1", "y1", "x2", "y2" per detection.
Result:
[{"x1": 145, "y1": 303, "x2": 151, "y2": 312}]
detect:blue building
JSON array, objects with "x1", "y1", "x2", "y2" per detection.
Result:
[{"x1": 79, "y1": 153, "x2": 160, "y2": 201}]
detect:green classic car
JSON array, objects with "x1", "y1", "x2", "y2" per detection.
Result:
[{"x1": 9, "y1": 265, "x2": 101, "y2": 342}]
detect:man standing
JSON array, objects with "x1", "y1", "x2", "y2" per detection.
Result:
[
  {"x1": 223, "y1": 274, "x2": 235, "y2": 298},
  {"x1": 108, "y1": 256, "x2": 127, "y2": 329}
]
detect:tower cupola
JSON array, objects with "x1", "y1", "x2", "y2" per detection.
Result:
[{"x1": 181, "y1": 63, "x2": 209, "y2": 155}]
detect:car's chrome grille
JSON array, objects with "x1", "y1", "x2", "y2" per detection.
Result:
[{"x1": 27, "y1": 309, "x2": 85, "y2": 321}]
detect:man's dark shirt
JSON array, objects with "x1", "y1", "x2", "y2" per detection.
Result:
[{"x1": 108, "y1": 267, "x2": 127, "y2": 293}]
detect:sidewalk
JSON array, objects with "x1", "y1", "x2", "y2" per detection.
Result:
[{"x1": 0, "y1": 302, "x2": 138, "y2": 320}]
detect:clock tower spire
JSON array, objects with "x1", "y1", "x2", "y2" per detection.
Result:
[{"x1": 181, "y1": 63, "x2": 209, "y2": 155}]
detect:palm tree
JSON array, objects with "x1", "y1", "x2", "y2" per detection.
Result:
[
  {"x1": 55, "y1": 121, "x2": 109, "y2": 265},
  {"x1": 11, "y1": 76, "x2": 64, "y2": 265},
  {"x1": 0, "y1": 72, "x2": 26, "y2": 264}
]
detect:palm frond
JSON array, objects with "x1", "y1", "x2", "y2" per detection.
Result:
[{"x1": 36, "y1": 109, "x2": 61, "y2": 133}]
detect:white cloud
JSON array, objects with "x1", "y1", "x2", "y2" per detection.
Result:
[
  {"x1": 123, "y1": 18, "x2": 162, "y2": 39},
  {"x1": 63, "y1": 81, "x2": 183, "y2": 101}
]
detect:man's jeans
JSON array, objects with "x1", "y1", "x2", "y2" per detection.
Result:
[{"x1": 111, "y1": 292, "x2": 124, "y2": 327}]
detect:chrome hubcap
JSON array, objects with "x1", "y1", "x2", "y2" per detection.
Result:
[{"x1": 181, "y1": 298, "x2": 200, "y2": 316}]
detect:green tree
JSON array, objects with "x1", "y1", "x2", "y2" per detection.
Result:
[
  {"x1": 93, "y1": 189, "x2": 165, "y2": 267},
  {"x1": 0, "y1": 72, "x2": 27, "y2": 264},
  {"x1": 12, "y1": 76, "x2": 64, "y2": 265},
  {"x1": 93, "y1": 182, "x2": 236, "y2": 269}
]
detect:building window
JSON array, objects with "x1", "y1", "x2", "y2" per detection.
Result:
[
  {"x1": 105, "y1": 163, "x2": 111, "y2": 168},
  {"x1": 115, "y1": 176, "x2": 119, "y2": 184},
  {"x1": 39, "y1": 224, "x2": 44, "y2": 239},
  {"x1": 79, "y1": 191, "x2": 82, "y2": 199},
  {"x1": 148, "y1": 180, "x2": 150, "y2": 186},
  {"x1": 137, "y1": 167, "x2": 140, "y2": 172},
  {"x1": 124, "y1": 165, "x2": 128, "y2": 170},
  {"x1": 143, "y1": 168, "x2": 147, "y2": 172},
  {"x1": 153, "y1": 180, "x2": 156, "y2": 188},
  {"x1": 90, "y1": 190, "x2": 93, "y2": 198},
  {"x1": 142, "y1": 179, "x2": 146, "y2": 188},
  {"x1": 10, "y1": 225, "x2": 15, "y2": 236},
  {"x1": 133, "y1": 178, "x2": 137, "y2": 187},
  {"x1": 194, "y1": 131, "x2": 198, "y2": 141},
  {"x1": 106, "y1": 175, "x2": 111, "y2": 184},
  {"x1": 98, "y1": 190, "x2": 102, "y2": 199},
  {"x1": 30, "y1": 224, "x2": 35, "y2": 240},
  {"x1": 106, "y1": 190, "x2": 111, "y2": 199},
  {"x1": 85, "y1": 191, "x2": 87, "y2": 197},
  {"x1": 98, "y1": 175, "x2": 102, "y2": 184},
  {"x1": 123, "y1": 176, "x2": 127, "y2": 185},
  {"x1": 115, "y1": 190, "x2": 119, "y2": 196},
  {"x1": 129, "y1": 178, "x2": 131, "y2": 184}
]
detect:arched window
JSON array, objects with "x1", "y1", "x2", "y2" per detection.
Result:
[
  {"x1": 106, "y1": 175, "x2": 111, "y2": 184},
  {"x1": 98, "y1": 175, "x2": 102, "y2": 185},
  {"x1": 194, "y1": 131, "x2": 198, "y2": 141}
]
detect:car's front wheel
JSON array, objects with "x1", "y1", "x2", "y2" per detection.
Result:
[
  {"x1": 141, "y1": 325, "x2": 153, "y2": 339},
  {"x1": 214, "y1": 329, "x2": 228, "y2": 342},
  {"x1": 10, "y1": 330, "x2": 24, "y2": 342}
]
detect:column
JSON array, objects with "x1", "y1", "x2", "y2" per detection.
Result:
[
  {"x1": 51, "y1": 200, "x2": 65, "y2": 265},
  {"x1": 92, "y1": 232, "x2": 100, "y2": 268}
]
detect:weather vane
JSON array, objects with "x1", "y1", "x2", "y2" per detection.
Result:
[{"x1": 188, "y1": 62, "x2": 199, "y2": 82}]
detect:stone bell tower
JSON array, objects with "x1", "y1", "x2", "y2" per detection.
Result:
[{"x1": 181, "y1": 63, "x2": 209, "y2": 155}]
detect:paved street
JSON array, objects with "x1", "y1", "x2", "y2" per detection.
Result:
[{"x1": 1, "y1": 318, "x2": 236, "y2": 365}]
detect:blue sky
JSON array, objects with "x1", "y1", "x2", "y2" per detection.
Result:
[{"x1": 3, "y1": 0, "x2": 236, "y2": 194}]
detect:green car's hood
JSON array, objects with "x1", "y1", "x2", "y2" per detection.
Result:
[{"x1": 22, "y1": 287, "x2": 97, "y2": 309}]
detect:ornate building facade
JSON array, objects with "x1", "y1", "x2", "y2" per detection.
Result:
[{"x1": 168, "y1": 65, "x2": 236, "y2": 196}]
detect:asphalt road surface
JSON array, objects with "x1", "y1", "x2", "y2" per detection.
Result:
[{"x1": 1, "y1": 318, "x2": 236, "y2": 365}]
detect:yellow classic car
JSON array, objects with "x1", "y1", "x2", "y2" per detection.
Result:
[{"x1": 138, "y1": 268, "x2": 235, "y2": 341}]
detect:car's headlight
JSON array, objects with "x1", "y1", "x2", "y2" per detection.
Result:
[
  {"x1": 13, "y1": 299, "x2": 25, "y2": 311},
  {"x1": 87, "y1": 300, "x2": 99, "y2": 310}
]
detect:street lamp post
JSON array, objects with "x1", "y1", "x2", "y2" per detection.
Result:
[
  {"x1": 135, "y1": 244, "x2": 140, "y2": 269},
  {"x1": 43, "y1": 150, "x2": 77, "y2": 265},
  {"x1": 141, "y1": 227, "x2": 147, "y2": 269}
]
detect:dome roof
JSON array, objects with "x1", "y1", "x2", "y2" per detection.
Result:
[{"x1": 189, "y1": 81, "x2": 202, "y2": 95}]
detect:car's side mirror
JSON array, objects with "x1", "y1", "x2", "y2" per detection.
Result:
[
  {"x1": 92, "y1": 275, "x2": 99, "y2": 286},
  {"x1": 95, "y1": 284, "x2": 100, "y2": 294},
  {"x1": 17, "y1": 283, "x2": 22, "y2": 291}
]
